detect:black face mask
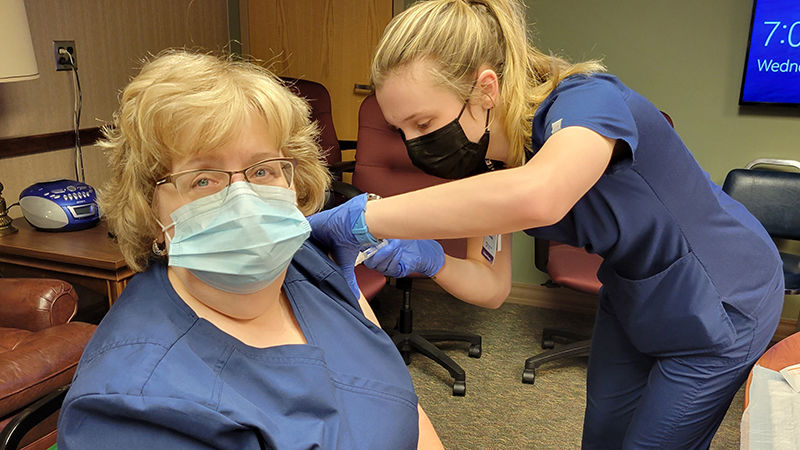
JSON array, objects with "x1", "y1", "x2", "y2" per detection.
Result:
[{"x1": 402, "y1": 101, "x2": 492, "y2": 180}]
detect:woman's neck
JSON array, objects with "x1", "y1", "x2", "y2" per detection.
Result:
[
  {"x1": 167, "y1": 268, "x2": 307, "y2": 348},
  {"x1": 486, "y1": 115, "x2": 511, "y2": 164}
]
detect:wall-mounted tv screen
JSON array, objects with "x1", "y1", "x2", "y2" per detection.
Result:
[{"x1": 739, "y1": 0, "x2": 800, "y2": 106}]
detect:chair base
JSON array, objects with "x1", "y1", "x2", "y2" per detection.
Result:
[
  {"x1": 391, "y1": 278, "x2": 481, "y2": 396},
  {"x1": 522, "y1": 329, "x2": 591, "y2": 385},
  {"x1": 390, "y1": 329, "x2": 481, "y2": 396}
]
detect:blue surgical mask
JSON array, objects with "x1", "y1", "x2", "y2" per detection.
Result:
[{"x1": 158, "y1": 182, "x2": 310, "y2": 294}]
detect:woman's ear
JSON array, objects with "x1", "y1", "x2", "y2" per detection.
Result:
[
  {"x1": 476, "y1": 68, "x2": 500, "y2": 109},
  {"x1": 150, "y1": 191, "x2": 167, "y2": 239}
]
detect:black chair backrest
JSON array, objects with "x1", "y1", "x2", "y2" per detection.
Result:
[{"x1": 722, "y1": 167, "x2": 800, "y2": 241}]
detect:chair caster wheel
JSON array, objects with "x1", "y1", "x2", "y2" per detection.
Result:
[
  {"x1": 452, "y1": 381, "x2": 466, "y2": 396},
  {"x1": 522, "y1": 368, "x2": 536, "y2": 384},
  {"x1": 542, "y1": 339, "x2": 555, "y2": 349},
  {"x1": 468, "y1": 344, "x2": 482, "y2": 358}
]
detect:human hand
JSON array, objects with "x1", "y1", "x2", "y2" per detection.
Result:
[
  {"x1": 307, "y1": 193, "x2": 375, "y2": 298},
  {"x1": 364, "y1": 239, "x2": 445, "y2": 278}
]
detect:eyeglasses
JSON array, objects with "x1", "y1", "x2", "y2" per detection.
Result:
[{"x1": 155, "y1": 157, "x2": 297, "y2": 205}]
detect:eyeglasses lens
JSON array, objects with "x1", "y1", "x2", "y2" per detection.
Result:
[
  {"x1": 172, "y1": 159, "x2": 294, "y2": 207},
  {"x1": 244, "y1": 160, "x2": 294, "y2": 188}
]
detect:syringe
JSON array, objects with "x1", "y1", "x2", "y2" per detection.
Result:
[{"x1": 355, "y1": 239, "x2": 388, "y2": 265}]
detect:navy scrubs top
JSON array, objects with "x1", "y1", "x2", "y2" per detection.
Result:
[
  {"x1": 525, "y1": 74, "x2": 783, "y2": 357},
  {"x1": 57, "y1": 242, "x2": 419, "y2": 449}
]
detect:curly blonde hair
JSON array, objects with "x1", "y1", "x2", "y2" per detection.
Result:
[
  {"x1": 99, "y1": 50, "x2": 330, "y2": 272},
  {"x1": 371, "y1": 0, "x2": 605, "y2": 168}
]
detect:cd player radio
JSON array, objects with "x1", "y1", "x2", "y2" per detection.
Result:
[{"x1": 19, "y1": 179, "x2": 100, "y2": 231}]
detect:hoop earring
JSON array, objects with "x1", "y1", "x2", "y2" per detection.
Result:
[{"x1": 152, "y1": 239, "x2": 167, "y2": 256}]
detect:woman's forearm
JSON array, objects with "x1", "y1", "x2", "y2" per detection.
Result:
[
  {"x1": 363, "y1": 126, "x2": 615, "y2": 241},
  {"x1": 430, "y1": 235, "x2": 513, "y2": 309},
  {"x1": 417, "y1": 405, "x2": 443, "y2": 449},
  {"x1": 364, "y1": 164, "x2": 545, "y2": 240}
]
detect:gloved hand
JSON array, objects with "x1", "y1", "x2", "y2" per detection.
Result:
[
  {"x1": 307, "y1": 193, "x2": 377, "y2": 299},
  {"x1": 364, "y1": 239, "x2": 445, "y2": 278}
]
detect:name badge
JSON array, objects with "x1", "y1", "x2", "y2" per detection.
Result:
[{"x1": 481, "y1": 234, "x2": 501, "y2": 264}]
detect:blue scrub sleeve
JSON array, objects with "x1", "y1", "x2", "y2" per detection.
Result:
[
  {"x1": 58, "y1": 394, "x2": 260, "y2": 449},
  {"x1": 543, "y1": 77, "x2": 639, "y2": 172}
]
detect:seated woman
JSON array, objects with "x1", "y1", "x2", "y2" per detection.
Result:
[{"x1": 57, "y1": 50, "x2": 441, "y2": 449}]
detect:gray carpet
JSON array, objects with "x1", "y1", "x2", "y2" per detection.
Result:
[{"x1": 372, "y1": 283, "x2": 744, "y2": 449}]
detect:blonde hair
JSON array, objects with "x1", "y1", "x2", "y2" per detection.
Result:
[
  {"x1": 371, "y1": 0, "x2": 605, "y2": 167},
  {"x1": 99, "y1": 49, "x2": 330, "y2": 272}
]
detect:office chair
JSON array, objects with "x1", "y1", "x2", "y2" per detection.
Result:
[
  {"x1": 281, "y1": 77, "x2": 388, "y2": 301},
  {"x1": 522, "y1": 240, "x2": 601, "y2": 384},
  {"x1": 722, "y1": 158, "x2": 800, "y2": 332},
  {"x1": 280, "y1": 77, "x2": 357, "y2": 174},
  {"x1": 346, "y1": 94, "x2": 481, "y2": 396},
  {"x1": 522, "y1": 111, "x2": 675, "y2": 385}
]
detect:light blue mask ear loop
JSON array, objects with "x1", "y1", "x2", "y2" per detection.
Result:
[{"x1": 153, "y1": 214, "x2": 176, "y2": 257}]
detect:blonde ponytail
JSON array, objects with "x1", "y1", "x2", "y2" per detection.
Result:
[{"x1": 371, "y1": 0, "x2": 604, "y2": 167}]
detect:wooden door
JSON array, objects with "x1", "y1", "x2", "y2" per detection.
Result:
[{"x1": 247, "y1": 0, "x2": 393, "y2": 141}]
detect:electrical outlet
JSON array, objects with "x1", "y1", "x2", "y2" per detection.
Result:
[{"x1": 54, "y1": 41, "x2": 77, "y2": 71}]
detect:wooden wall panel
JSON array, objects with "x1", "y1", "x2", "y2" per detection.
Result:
[
  {"x1": 248, "y1": 0, "x2": 392, "y2": 140},
  {"x1": 0, "y1": 0, "x2": 229, "y2": 215}
]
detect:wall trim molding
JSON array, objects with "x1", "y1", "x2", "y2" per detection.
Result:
[
  {"x1": 411, "y1": 279, "x2": 797, "y2": 343},
  {"x1": 774, "y1": 319, "x2": 798, "y2": 343},
  {"x1": 0, "y1": 127, "x2": 102, "y2": 159},
  {"x1": 413, "y1": 279, "x2": 597, "y2": 315}
]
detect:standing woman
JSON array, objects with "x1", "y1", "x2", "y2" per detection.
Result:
[{"x1": 309, "y1": 0, "x2": 784, "y2": 447}]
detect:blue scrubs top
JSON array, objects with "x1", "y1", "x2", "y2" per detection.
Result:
[
  {"x1": 525, "y1": 74, "x2": 783, "y2": 357},
  {"x1": 57, "y1": 242, "x2": 419, "y2": 449}
]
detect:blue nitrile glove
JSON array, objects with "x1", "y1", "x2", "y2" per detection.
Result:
[
  {"x1": 307, "y1": 193, "x2": 378, "y2": 299},
  {"x1": 364, "y1": 239, "x2": 445, "y2": 278}
]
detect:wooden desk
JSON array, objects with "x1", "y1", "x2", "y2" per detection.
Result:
[{"x1": 0, "y1": 218, "x2": 134, "y2": 306}]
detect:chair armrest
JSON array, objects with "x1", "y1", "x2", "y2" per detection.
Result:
[
  {"x1": 0, "y1": 385, "x2": 69, "y2": 450},
  {"x1": 0, "y1": 279, "x2": 78, "y2": 331},
  {"x1": 745, "y1": 158, "x2": 800, "y2": 171},
  {"x1": 0, "y1": 322, "x2": 96, "y2": 418},
  {"x1": 338, "y1": 140, "x2": 358, "y2": 151},
  {"x1": 533, "y1": 238, "x2": 549, "y2": 274},
  {"x1": 330, "y1": 180, "x2": 363, "y2": 200},
  {"x1": 328, "y1": 160, "x2": 356, "y2": 177},
  {"x1": 323, "y1": 180, "x2": 364, "y2": 211}
]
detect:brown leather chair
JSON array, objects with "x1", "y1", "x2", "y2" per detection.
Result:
[{"x1": 0, "y1": 279, "x2": 96, "y2": 450}]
